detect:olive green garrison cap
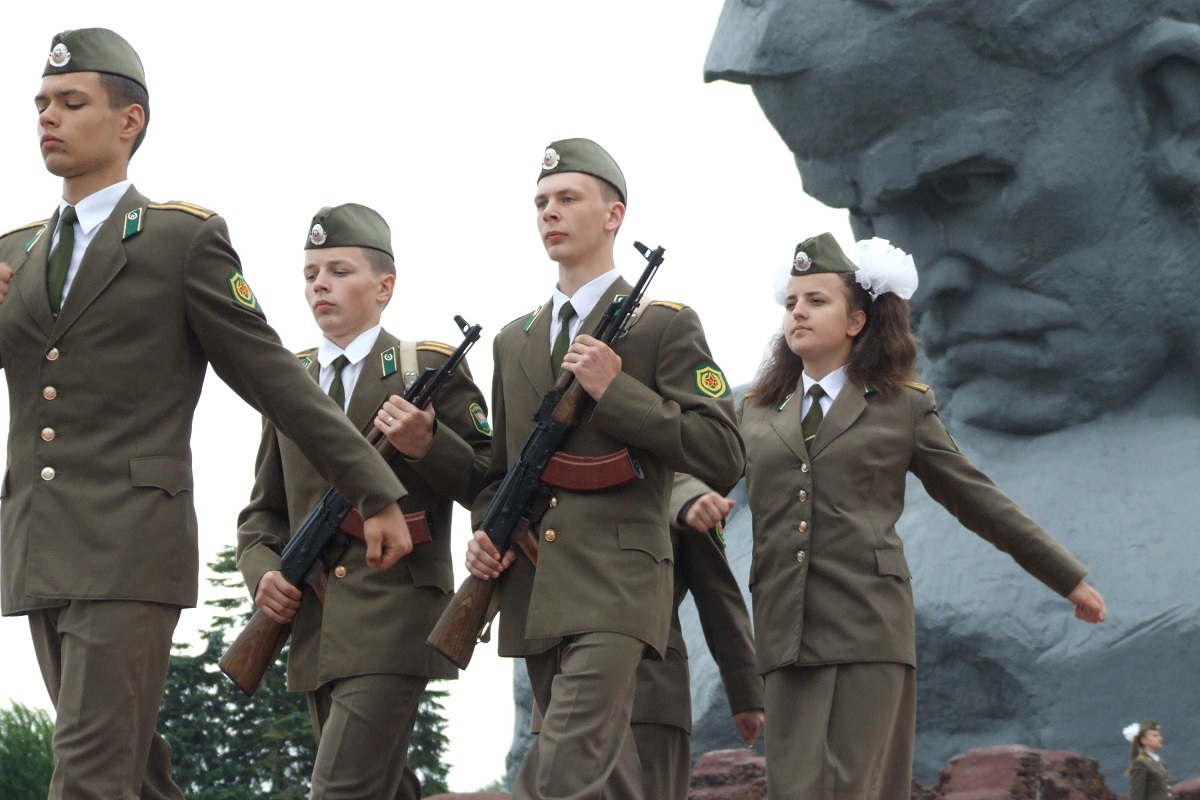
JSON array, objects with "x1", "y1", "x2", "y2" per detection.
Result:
[
  {"x1": 305, "y1": 203, "x2": 393, "y2": 257},
  {"x1": 791, "y1": 232, "x2": 856, "y2": 276},
  {"x1": 43, "y1": 28, "x2": 146, "y2": 90},
  {"x1": 538, "y1": 138, "x2": 627, "y2": 204}
]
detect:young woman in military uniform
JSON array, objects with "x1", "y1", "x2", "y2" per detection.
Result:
[
  {"x1": 738, "y1": 233, "x2": 1108, "y2": 800},
  {"x1": 1125, "y1": 720, "x2": 1171, "y2": 800}
]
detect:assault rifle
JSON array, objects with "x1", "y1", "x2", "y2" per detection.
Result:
[
  {"x1": 426, "y1": 242, "x2": 665, "y2": 669},
  {"x1": 219, "y1": 315, "x2": 483, "y2": 695}
]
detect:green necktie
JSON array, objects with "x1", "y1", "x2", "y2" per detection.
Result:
[
  {"x1": 551, "y1": 300, "x2": 576, "y2": 376},
  {"x1": 327, "y1": 354, "x2": 350, "y2": 411},
  {"x1": 47, "y1": 205, "x2": 77, "y2": 315},
  {"x1": 801, "y1": 384, "x2": 826, "y2": 452}
]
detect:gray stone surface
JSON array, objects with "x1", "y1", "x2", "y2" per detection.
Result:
[{"x1": 697, "y1": 0, "x2": 1200, "y2": 787}]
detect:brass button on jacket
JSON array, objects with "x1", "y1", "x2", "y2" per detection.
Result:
[
  {"x1": 42, "y1": 386, "x2": 58, "y2": 400},
  {"x1": 796, "y1": 550, "x2": 807, "y2": 563},
  {"x1": 334, "y1": 566, "x2": 347, "y2": 578},
  {"x1": 797, "y1": 521, "x2": 808, "y2": 533},
  {"x1": 41, "y1": 428, "x2": 55, "y2": 442},
  {"x1": 46, "y1": 348, "x2": 60, "y2": 361},
  {"x1": 798, "y1": 490, "x2": 808, "y2": 501},
  {"x1": 40, "y1": 467, "x2": 56, "y2": 481},
  {"x1": 544, "y1": 529, "x2": 557, "y2": 542}
]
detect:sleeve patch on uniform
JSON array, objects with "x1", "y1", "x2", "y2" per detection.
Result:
[
  {"x1": 470, "y1": 402, "x2": 492, "y2": 436},
  {"x1": 381, "y1": 347, "x2": 398, "y2": 377},
  {"x1": 711, "y1": 519, "x2": 727, "y2": 549},
  {"x1": 228, "y1": 270, "x2": 259, "y2": 310},
  {"x1": 694, "y1": 363, "x2": 730, "y2": 398}
]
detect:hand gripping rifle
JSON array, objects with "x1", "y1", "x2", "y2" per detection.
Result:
[
  {"x1": 426, "y1": 242, "x2": 665, "y2": 670},
  {"x1": 219, "y1": 315, "x2": 483, "y2": 696}
]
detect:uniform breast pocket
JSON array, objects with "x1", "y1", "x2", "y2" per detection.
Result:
[
  {"x1": 618, "y1": 523, "x2": 673, "y2": 563},
  {"x1": 129, "y1": 457, "x2": 193, "y2": 497}
]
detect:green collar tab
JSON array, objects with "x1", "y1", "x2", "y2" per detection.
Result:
[
  {"x1": 122, "y1": 208, "x2": 144, "y2": 240},
  {"x1": 381, "y1": 347, "x2": 398, "y2": 377}
]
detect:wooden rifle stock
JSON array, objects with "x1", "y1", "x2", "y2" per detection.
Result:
[
  {"x1": 219, "y1": 612, "x2": 291, "y2": 696},
  {"x1": 425, "y1": 574, "x2": 496, "y2": 670}
]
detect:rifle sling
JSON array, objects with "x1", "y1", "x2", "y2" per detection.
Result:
[{"x1": 539, "y1": 448, "x2": 643, "y2": 492}]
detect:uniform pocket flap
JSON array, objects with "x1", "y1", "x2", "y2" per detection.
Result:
[
  {"x1": 405, "y1": 557, "x2": 453, "y2": 593},
  {"x1": 130, "y1": 457, "x2": 193, "y2": 497},
  {"x1": 875, "y1": 548, "x2": 911, "y2": 579},
  {"x1": 618, "y1": 522, "x2": 673, "y2": 563}
]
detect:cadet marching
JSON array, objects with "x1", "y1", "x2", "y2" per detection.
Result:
[{"x1": 0, "y1": 26, "x2": 1107, "y2": 800}]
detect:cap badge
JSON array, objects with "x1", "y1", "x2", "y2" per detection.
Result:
[
  {"x1": 541, "y1": 148, "x2": 560, "y2": 171},
  {"x1": 48, "y1": 43, "x2": 72, "y2": 68},
  {"x1": 793, "y1": 251, "x2": 812, "y2": 272},
  {"x1": 309, "y1": 223, "x2": 327, "y2": 246}
]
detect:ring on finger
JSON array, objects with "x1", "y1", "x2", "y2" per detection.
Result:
[{"x1": 385, "y1": 415, "x2": 394, "y2": 425}]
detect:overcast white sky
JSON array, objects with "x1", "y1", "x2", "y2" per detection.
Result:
[{"x1": 0, "y1": 1, "x2": 852, "y2": 791}]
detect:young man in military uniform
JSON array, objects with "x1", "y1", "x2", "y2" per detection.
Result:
[
  {"x1": 0, "y1": 30, "x2": 412, "y2": 800},
  {"x1": 237, "y1": 203, "x2": 491, "y2": 800},
  {"x1": 465, "y1": 138, "x2": 745, "y2": 800},
  {"x1": 626, "y1": 474, "x2": 763, "y2": 800}
]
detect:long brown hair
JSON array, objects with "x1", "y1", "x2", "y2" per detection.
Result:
[{"x1": 750, "y1": 273, "x2": 919, "y2": 407}]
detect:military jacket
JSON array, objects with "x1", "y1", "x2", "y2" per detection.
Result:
[
  {"x1": 0, "y1": 187, "x2": 404, "y2": 615},
  {"x1": 474, "y1": 277, "x2": 744, "y2": 658},
  {"x1": 740, "y1": 378, "x2": 1088, "y2": 674},
  {"x1": 1129, "y1": 753, "x2": 1171, "y2": 800},
  {"x1": 237, "y1": 330, "x2": 490, "y2": 688},
  {"x1": 631, "y1": 474, "x2": 762, "y2": 731}
]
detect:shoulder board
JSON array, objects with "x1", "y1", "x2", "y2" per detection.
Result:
[
  {"x1": 417, "y1": 340, "x2": 455, "y2": 357},
  {"x1": 904, "y1": 381, "x2": 930, "y2": 392},
  {"x1": 147, "y1": 201, "x2": 215, "y2": 220},
  {"x1": 295, "y1": 351, "x2": 314, "y2": 367},
  {"x1": 2, "y1": 219, "x2": 49, "y2": 239},
  {"x1": 744, "y1": 390, "x2": 758, "y2": 398},
  {"x1": 648, "y1": 300, "x2": 685, "y2": 312}
]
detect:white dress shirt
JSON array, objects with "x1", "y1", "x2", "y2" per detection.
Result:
[
  {"x1": 317, "y1": 325, "x2": 382, "y2": 412},
  {"x1": 52, "y1": 179, "x2": 133, "y2": 304},
  {"x1": 801, "y1": 364, "x2": 850, "y2": 418},
  {"x1": 548, "y1": 269, "x2": 622, "y2": 350}
]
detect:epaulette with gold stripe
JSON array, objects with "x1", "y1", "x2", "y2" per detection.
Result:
[
  {"x1": 147, "y1": 201, "x2": 215, "y2": 220},
  {"x1": 904, "y1": 381, "x2": 930, "y2": 392},
  {"x1": 417, "y1": 340, "x2": 455, "y2": 357},
  {"x1": 648, "y1": 300, "x2": 685, "y2": 311},
  {"x1": 2, "y1": 219, "x2": 49, "y2": 240}
]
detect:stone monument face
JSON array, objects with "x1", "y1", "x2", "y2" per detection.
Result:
[
  {"x1": 695, "y1": 0, "x2": 1200, "y2": 788},
  {"x1": 706, "y1": 0, "x2": 1200, "y2": 433}
]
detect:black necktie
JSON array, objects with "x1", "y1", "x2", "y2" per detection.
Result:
[
  {"x1": 551, "y1": 301, "x2": 576, "y2": 376},
  {"x1": 47, "y1": 205, "x2": 77, "y2": 315},
  {"x1": 327, "y1": 355, "x2": 350, "y2": 411},
  {"x1": 801, "y1": 384, "x2": 826, "y2": 452}
]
